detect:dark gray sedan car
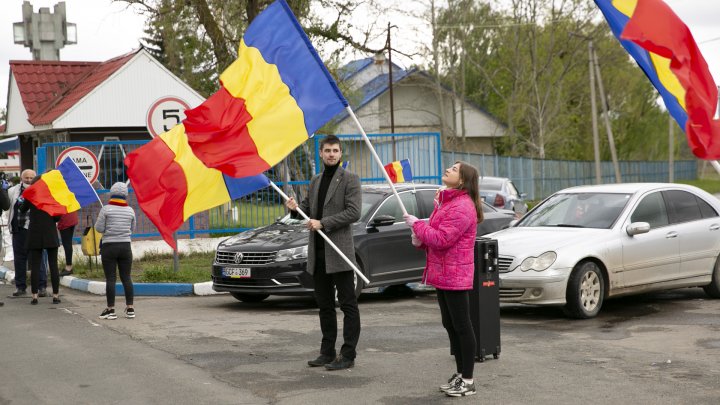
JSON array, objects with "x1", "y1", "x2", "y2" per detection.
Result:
[{"x1": 212, "y1": 183, "x2": 515, "y2": 302}]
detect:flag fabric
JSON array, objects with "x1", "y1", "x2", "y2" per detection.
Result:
[
  {"x1": 384, "y1": 159, "x2": 413, "y2": 183},
  {"x1": 125, "y1": 125, "x2": 270, "y2": 248},
  {"x1": 341, "y1": 161, "x2": 350, "y2": 170},
  {"x1": 182, "y1": 0, "x2": 349, "y2": 178},
  {"x1": 22, "y1": 158, "x2": 100, "y2": 216},
  {"x1": 595, "y1": 0, "x2": 720, "y2": 159}
]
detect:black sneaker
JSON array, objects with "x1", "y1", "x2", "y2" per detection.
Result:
[
  {"x1": 445, "y1": 379, "x2": 476, "y2": 397},
  {"x1": 99, "y1": 308, "x2": 117, "y2": 320},
  {"x1": 60, "y1": 270, "x2": 73, "y2": 277},
  {"x1": 12, "y1": 289, "x2": 27, "y2": 297},
  {"x1": 307, "y1": 354, "x2": 334, "y2": 367},
  {"x1": 324, "y1": 356, "x2": 354, "y2": 370},
  {"x1": 52, "y1": 297, "x2": 61, "y2": 304},
  {"x1": 439, "y1": 373, "x2": 462, "y2": 392},
  {"x1": 30, "y1": 298, "x2": 38, "y2": 305},
  {"x1": 125, "y1": 308, "x2": 135, "y2": 319},
  {"x1": 38, "y1": 289, "x2": 48, "y2": 297},
  {"x1": 0, "y1": 301, "x2": 4, "y2": 306}
]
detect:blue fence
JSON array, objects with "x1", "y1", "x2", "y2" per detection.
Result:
[{"x1": 443, "y1": 151, "x2": 697, "y2": 201}]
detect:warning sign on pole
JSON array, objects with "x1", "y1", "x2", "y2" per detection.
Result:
[
  {"x1": 56, "y1": 147, "x2": 99, "y2": 184},
  {"x1": 146, "y1": 96, "x2": 191, "y2": 138}
]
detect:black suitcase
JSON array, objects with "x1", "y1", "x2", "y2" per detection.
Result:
[{"x1": 469, "y1": 237, "x2": 501, "y2": 362}]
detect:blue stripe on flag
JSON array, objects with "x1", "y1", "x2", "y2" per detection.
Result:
[{"x1": 56, "y1": 159, "x2": 100, "y2": 207}]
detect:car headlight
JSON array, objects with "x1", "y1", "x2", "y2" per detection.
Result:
[
  {"x1": 518, "y1": 251, "x2": 557, "y2": 272},
  {"x1": 275, "y1": 246, "x2": 308, "y2": 262}
]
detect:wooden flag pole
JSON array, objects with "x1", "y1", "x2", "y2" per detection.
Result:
[
  {"x1": 345, "y1": 106, "x2": 409, "y2": 216},
  {"x1": 269, "y1": 181, "x2": 370, "y2": 284}
]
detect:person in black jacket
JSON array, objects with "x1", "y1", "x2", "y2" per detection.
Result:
[
  {"x1": 0, "y1": 176, "x2": 9, "y2": 307},
  {"x1": 20, "y1": 176, "x2": 61, "y2": 305}
]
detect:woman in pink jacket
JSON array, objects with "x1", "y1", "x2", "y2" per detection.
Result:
[{"x1": 404, "y1": 161, "x2": 483, "y2": 398}]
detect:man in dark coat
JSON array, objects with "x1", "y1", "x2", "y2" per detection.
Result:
[{"x1": 286, "y1": 135, "x2": 362, "y2": 370}]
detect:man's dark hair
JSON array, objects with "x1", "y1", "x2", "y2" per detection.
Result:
[{"x1": 320, "y1": 134, "x2": 342, "y2": 150}]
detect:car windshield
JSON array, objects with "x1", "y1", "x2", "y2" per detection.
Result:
[{"x1": 518, "y1": 192, "x2": 631, "y2": 229}]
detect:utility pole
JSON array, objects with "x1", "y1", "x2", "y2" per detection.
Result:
[
  {"x1": 589, "y1": 41, "x2": 602, "y2": 184},
  {"x1": 386, "y1": 22, "x2": 397, "y2": 161},
  {"x1": 668, "y1": 116, "x2": 674, "y2": 182},
  {"x1": 592, "y1": 48, "x2": 622, "y2": 183}
]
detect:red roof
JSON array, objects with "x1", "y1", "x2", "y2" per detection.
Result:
[{"x1": 10, "y1": 50, "x2": 138, "y2": 126}]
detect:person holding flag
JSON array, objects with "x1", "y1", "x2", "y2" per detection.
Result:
[
  {"x1": 285, "y1": 135, "x2": 362, "y2": 371},
  {"x1": 404, "y1": 161, "x2": 483, "y2": 397}
]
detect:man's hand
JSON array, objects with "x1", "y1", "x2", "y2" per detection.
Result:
[
  {"x1": 307, "y1": 219, "x2": 323, "y2": 231},
  {"x1": 285, "y1": 197, "x2": 298, "y2": 211}
]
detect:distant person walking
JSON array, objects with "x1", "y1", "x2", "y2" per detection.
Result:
[
  {"x1": 96, "y1": 182, "x2": 136, "y2": 320},
  {"x1": 58, "y1": 211, "x2": 78, "y2": 276},
  {"x1": 0, "y1": 174, "x2": 11, "y2": 307},
  {"x1": 404, "y1": 161, "x2": 483, "y2": 397},
  {"x1": 20, "y1": 176, "x2": 61, "y2": 305}
]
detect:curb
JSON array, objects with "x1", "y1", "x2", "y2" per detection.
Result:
[{"x1": 0, "y1": 266, "x2": 224, "y2": 297}]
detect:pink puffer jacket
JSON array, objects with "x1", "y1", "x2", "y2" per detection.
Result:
[{"x1": 412, "y1": 188, "x2": 477, "y2": 290}]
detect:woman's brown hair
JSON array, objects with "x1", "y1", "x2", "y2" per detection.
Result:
[{"x1": 455, "y1": 161, "x2": 483, "y2": 222}]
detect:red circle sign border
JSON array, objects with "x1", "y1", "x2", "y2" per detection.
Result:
[
  {"x1": 146, "y1": 96, "x2": 191, "y2": 138},
  {"x1": 55, "y1": 146, "x2": 100, "y2": 184}
]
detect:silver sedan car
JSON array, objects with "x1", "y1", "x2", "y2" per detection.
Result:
[{"x1": 487, "y1": 183, "x2": 720, "y2": 318}]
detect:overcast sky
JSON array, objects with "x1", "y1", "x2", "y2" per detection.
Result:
[{"x1": 2, "y1": 0, "x2": 720, "y2": 115}]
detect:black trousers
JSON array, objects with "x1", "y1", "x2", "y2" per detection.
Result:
[
  {"x1": 313, "y1": 252, "x2": 361, "y2": 360},
  {"x1": 437, "y1": 289, "x2": 476, "y2": 379},
  {"x1": 101, "y1": 242, "x2": 133, "y2": 307},
  {"x1": 30, "y1": 248, "x2": 58, "y2": 295},
  {"x1": 59, "y1": 226, "x2": 75, "y2": 266}
]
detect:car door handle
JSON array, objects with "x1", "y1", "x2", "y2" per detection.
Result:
[
  {"x1": 710, "y1": 224, "x2": 720, "y2": 231},
  {"x1": 665, "y1": 231, "x2": 678, "y2": 239}
]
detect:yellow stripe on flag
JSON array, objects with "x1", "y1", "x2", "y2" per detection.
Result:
[
  {"x1": 612, "y1": 0, "x2": 637, "y2": 17},
  {"x1": 221, "y1": 40, "x2": 309, "y2": 165},
  {"x1": 159, "y1": 125, "x2": 232, "y2": 220},
  {"x1": 43, "y1": 170, "x2": 80, "y2": 212},
  {"x1": 649, "y1": 53, "x2": 687, "y2": 110},
  {"x1": 392, "y1": 161, "x2": 405, "y2": 183}
]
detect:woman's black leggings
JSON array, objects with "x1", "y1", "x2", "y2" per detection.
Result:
[
  {"x1": 59, "y1": 226, "x2": 75, "y2": 266},
  {"x1": 30, "y1": 248, "x2": 58, "y2": 295},
  {"x1": 437, "y1": 289, "x2": 476, "y2": 379},
  {"x1": 101, "y1": 242, "x2": 133, "y2": 307}
]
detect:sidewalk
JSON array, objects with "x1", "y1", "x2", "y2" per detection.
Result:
[{"x1": 0, "y1": 237, "x2": 227, "y2": 297}]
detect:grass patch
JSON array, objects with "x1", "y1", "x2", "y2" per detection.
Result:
[
  {"x1": 71, "y1": 251, "x2": 214, "y2": 283},
  {"x1": 676, "y1": 179, "x2": 720, "y2": 195}
]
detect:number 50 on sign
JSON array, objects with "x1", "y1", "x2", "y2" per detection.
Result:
[{"x1": 146, "y1": 97, "x2": 191, "y2": 138}]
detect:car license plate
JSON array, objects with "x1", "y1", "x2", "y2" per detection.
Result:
[{"x1": 223, "y1": 267, "x2": 251, "y2": 278}]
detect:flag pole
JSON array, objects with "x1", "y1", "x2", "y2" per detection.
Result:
[
  {"x1": 269, "y1": 181, "x2": 370, "y2": 285},
  {"x1": 345, "y1": 106, "x2": 408, "y2": 216}
]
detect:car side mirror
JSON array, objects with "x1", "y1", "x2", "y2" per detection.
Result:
[
  {"x1": 520, "y1": 192, "x2": 527, "y2": 199},
  {"x1": 370, "y1": 215, "x2": 396, "y2": 227},
  {"x1": 626, "y1": 222, "x2": 650, "y2": 236}
]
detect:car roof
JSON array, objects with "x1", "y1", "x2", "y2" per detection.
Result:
[
  {"x1": 361, "y1": 183, "x2": 440, "y2": 194},
  {"x1": 556, "y1": 182, "x2": 702, "y2": 194}
]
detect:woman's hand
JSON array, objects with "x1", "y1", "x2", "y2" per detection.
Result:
[{"x1": 403, "y1": 214, "x2": 419, "y2": 227}]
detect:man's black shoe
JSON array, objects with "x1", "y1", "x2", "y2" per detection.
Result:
[
  {"x1": 59, "y1": 270, "x2": 73, "y2": 277},
  {"x1": 38, "y1": 289, "x2": 48, "y2": 298},
  {"x1": 324, "y1": 356, "x2": 354, "y2": 370},
  {"x1": 307, "y1": 355, "x2": 335, "y2": 367},
  {"x1": 12, "y1": 289, "x2": 26, "y2": 297}
]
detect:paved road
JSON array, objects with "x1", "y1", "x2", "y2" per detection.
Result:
[{"x1": 2, "y1": 281, "x2": 720, "y2": 404}]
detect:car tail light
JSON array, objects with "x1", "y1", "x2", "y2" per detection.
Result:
[{"x1": 493, "y1": 194, "x2": 505, "y2": 207}]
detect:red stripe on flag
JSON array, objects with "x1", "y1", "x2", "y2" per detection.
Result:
[
  {"x1": 621, "y1": 0, "x2": 720, "y2": 159},
  {"x1": 183, "y1": 87, "x2": 271, "y2": 177},
  {"x1": 384, "y1": 163, "x2": 398, "y2": 183},
  {"x1": 22, "y1": 179, "x2": 69, "y2": 216},
  {"x1": 125, "y1": 137, "x2": 187, "y2": 248}
]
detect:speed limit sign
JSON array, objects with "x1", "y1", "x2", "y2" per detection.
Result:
[{"x1": 146, "y1": 97, "x2": 191, "y2": 138}]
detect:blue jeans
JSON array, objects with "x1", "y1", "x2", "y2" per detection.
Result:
[{"x1": 12, "y1": 229, "x2": 47, "y2": 291}]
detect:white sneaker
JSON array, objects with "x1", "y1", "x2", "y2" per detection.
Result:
[
  {"x1": 125, "y1": 308, "x2": 135, "y2": 319},
  {"x1": 439, "y1": 373, "x2": 462, "y2": 392},
  {"x1": 99, "y1": 308, "x2": 117, "y2": 320},
  {"x1": 445, "y1": 379, "x2": 476, "y2": 397}
]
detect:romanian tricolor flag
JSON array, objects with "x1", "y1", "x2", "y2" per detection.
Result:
[
  {"x1": 182, "y1": 0, "x2": 349, "y2": 178},
  {"x1": 125, "y1": 125, "x2": 270, "y2": 248},
  {"x1": 23, "y1": 158, "x2": 100, "y2": 216},
  {"x1": 595, "y1": 0, "x2": 720, "y2": 159},
  {"x1": 384, "y1": 159, "x2": 413, "y2": 183}
]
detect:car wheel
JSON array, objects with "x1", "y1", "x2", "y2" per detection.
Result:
[
  {"x1": 230, "y1": 293, "x2": 270, "y2": 303},
  {"x1": 703, "y1": 255, "x2": 720, "y2": 298},
  {"x1": 563, "y1": 261, "x2": 604, "y2": 319}
]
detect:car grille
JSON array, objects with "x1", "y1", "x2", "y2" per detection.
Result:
[
  {"x1": 215, "y1": 251, "x2": 278, "y2": 265},
  {"x1": 498, "y1": 256, "x2": 514, "y2": 273},
  {"x1": 499, "y1": 288, "x2": 525, "y2": 299},
  {"x1": 212, "y1": 276, "x2": 301, "y2": 287}
]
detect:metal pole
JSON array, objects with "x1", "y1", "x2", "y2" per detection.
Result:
[
  {"x1": 593, "y1": 48, "x2": 622, "y2": 183},
  {"x1": 387, "y1": 22, "x2": 397, "y2": 161},
  {"x1": 173, "y1": 232, "x2": 179, "y2": 272},
  {"x1": 668, "y1": 116, "x2": 674, "y2": 182},
  {"x1": 269, "y1": 181, "x2": 369, "y2": 284},
  {"x1": 589, "y1": 41, "x2": 602, "y2": 184},
  {"x1": 346, "y1": 106, "x2": 408, "y2": 216}
]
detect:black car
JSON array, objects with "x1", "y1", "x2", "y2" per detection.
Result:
[{"x1": 212, "y1": 184, "x2": 515, "y2": 302}]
